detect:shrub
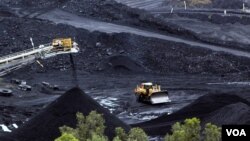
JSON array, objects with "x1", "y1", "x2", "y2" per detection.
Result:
[
  {"x1": 204, "y1": 123, "x2": 221, "y2": 141},
  {"x1": 55, "y1": 133, "x2": 79, "y2": 141},
  {"x1": 165, "y1": 118, "x2": 221, "y2": 141},
  {"x1": 56, "y1": 111, "x2": 107, "y2": 141},
  {"x1": 128, "y1": 127, "x2": 148, "y2": 141},
  {"x1": 113, "y1": 127, "x2": 128, "y2": 141}
]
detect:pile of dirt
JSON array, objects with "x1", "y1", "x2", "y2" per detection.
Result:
[
  {"x1": 203, "y1": 102, "x2": 250, "y2": 125},
  {"x1": 63, "y1": 0, "x2": 142, "y2": 22},
  {"x1": 106, "y1": 55, "x2": 144, "y2": 73},
  {"x1": 3, "y1": 0, "x2": 250, "y2": 53},
  {"x1": 0, "y1": 0, "x2": 67, "y2": 9},
  {"x1": 0, "y1": 5, "x2": 14, "y2": 17},
  {"x1": 0, "y1": 87, "x2": 130, "y2": 141},
  {"x1": 1, "y1": 0, "x2": 165, "y2": 30},
  {"x1": 62, "y1": 0, "x2": 193, "y2": 39},
  {"x1": 143, "y1": 39, "x2": 250, "y2": 74},
  {"x1": 212, "y1": 0, "x2": 249, "y2": 9},
  {"x1": 1, "y1": 16, "x2": 250, "y2": 75},
  {"x1": 76, "y1": 32, "x2": 250, "y2": 74},
  {"x1": 8, "y1": 0, "x2": 200, "y2": 41},
  {"x1": 1, "y1": 10, "x2": 250, "y2": 75},
  {"x1": 134, "y1": 93, "x2": 250, "y2": 136}
]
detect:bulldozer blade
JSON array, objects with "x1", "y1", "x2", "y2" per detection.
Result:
[{"x1": 150, "y1": 92, "x2": 171, "y2": 104}]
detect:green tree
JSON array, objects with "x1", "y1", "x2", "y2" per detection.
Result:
[
  {"x1": 164, "y1": 122, "x2": 186, "y2": 141},
  {"x1": 128, "y1": 128, "x2": 148, "y2": 141},
  {"x1": 183, "y1": 118, "x2": 201, "y2": 141},
  {"x1": 204, "y1": 123, "x2": 221, "y2": 141},
  {"x1": 165, "y1": 131, "x2": 186, "y2": 141},
  {"x1": 112, "y1": 136, "x2": 122, "y2": 141},
  {"x1": 86, "y1": 133, "x2": 108, "y2": 141},
  {"x1": 113, "y1": 127, "x2": 128, "y2": 141},
  {"x1": 165, "y1": 118, "x2": 201, "y2": 141},
  {"x1": 85, "y1": 111, "x2": 106, "y2": 137},
  {"x1": 171, "y1": 122, "x2": 182, "y2": 132},
  {"x1": 75, "y1": 112, "x2": 87, "y2": 140},
  {"x1": 76, "y1": 111, "x2": 106, "y2": 141},
  {"x1": 165, "y1": 118, "x2": 221, "y2": 141},
  {"x1": 59, "y1": 126, "x2": 77, "y2": 137},
  {"x1": 55, "y1": 133, "x2": 79, "y2": 141},
  {"x1": 57, "y1": 111, "x2": 107, "y2": 141}
]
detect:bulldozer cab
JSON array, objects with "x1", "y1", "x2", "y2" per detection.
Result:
[
  {"x1": 52, "y1": 38, "x2": 72, "y2": 51},
  {"x1": 141, "y1": 82, "x2": 153, "y2": 89}
]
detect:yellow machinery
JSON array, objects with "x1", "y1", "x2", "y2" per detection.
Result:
[
  {"x1": 42, "y1": 38, "x2": 79, "y2": 58},
  {"x1": 0, "y1": 38, "x2": 79, "y2": 76},
  {"x1": 52, "y1": 38, "x2": 73, "y2": 51},
  {"x1": 134, "y1": 82, "x2": 171, "y2": 104}
]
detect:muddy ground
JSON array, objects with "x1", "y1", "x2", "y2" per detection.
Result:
[{"x1": 0, "y1": 0, "x2": 250, "y2": 140}]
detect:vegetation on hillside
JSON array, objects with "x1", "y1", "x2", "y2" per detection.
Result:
[
  {"x1": 55, "y1": 112, "x2": 221, "y2": 141},
  {"x1": 55, "y1": 111, "x2": 148, "y2": 141},
  {"x1": 164, "y1": 117, "x2": 221, "y2": 141}
]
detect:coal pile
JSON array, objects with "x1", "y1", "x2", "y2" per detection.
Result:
[
  {"x1": 203, "y1": 102, "x2": 250, "y2": 125},
  {"x1": 212, "y1": 0, "x2": 249, "y2": 9},
  {"x1": 0, "y1": 0, "x2": 66, "y2": 9},
  {"x1": 59, "y1": 0, "x2": 200, "y2": 40},
  {"x1": 1, "y1": 0, "x2": 250, "y2": 75},
  {"x1": 0, "y1": 87, "x2": 130, "y2": 141},
  {"x1": 106, "y1": 55, "x2": 144, "y2": 73},
  {"x1": 2, "y1": 0, "x2": 169, "y2": 34},
  {"x1": 134, "y1": 93, "x2": 250, "y2": 136},
  {"x1": 144, "y1": 40, "x2": 250, "y2": 74},
  {"x1": 1, "y1": 15, "x2": 250, "y2": 75}
]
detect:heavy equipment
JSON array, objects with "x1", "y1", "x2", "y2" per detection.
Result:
[
  {"x1": 134, "y1": 82, "x2": 171, "y2": 104},
  {"x1": 42, "y1": 81, "x2": 59, "y2": 90},
  {"x1": 11, "y1": 79, "x2": 32, "y2": 91},
  {"x1": 0, "y1": 88, "x2": 12, "y2": 97},
  {"x1": 0, "y1": 38, "x2": 79, "y2": 76}
]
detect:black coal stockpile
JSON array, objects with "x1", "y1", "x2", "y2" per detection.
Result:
[
  {"x1": 0, "y1": 87, "x2": 130, "y2": 141},
  {"x1": 107, "y1": 55, "x2": 144, "y2": 73},
  {"x1": 203, "y1": 102, "x2": 250, "y2": 125},
  {"x1": 212, "y1": 0, "x2": 249, "y2": 9},
  {"x1": 134, "y1": 93, "x2": 250, "y2": 136}
]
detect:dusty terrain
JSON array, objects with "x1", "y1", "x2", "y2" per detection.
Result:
[
  {"x1": 0, "y1": 0, "x2": 250, "y2": 140},
  {"x1": 115, "y1": 0, "x2": 250, "y2": 10}
]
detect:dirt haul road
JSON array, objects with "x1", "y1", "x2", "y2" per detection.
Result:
[
  {"x1": 115, "y1": 0, "x2": 165, "y2": 10},
  {"x1": 37, "y1": 9, "x2": 250, "y2": 58}
]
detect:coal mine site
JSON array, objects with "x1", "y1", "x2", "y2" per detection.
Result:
[{"x1": 0, "y1": 0, "x2": 250, "y2": 141}]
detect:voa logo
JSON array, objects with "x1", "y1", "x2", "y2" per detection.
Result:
[{"x1": 226, "y1": 129, "x2": 246, "y2": 136}]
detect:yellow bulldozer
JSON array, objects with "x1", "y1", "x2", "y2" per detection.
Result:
[{"x1": 134, "y1": 82, "x2": 171, "y2": 104}]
